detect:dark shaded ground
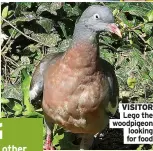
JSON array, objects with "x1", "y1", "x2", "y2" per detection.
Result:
[
  {"x1": 93, "y1": 128, "x2": 138, "y2": 150},
  {"x1": 93, "y1": 127, "x2": 153, "y2": 150}
]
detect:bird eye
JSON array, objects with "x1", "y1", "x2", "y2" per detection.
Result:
[{"x1": 94, "y1": 14, "x2": 100, "y2": 19}]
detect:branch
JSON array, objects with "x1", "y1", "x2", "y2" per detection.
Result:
[
  {"x1": 131, "y1": 30, "x2": 153, "y2": 50},
  {"x1": 2, "y1": 17, "x2": 52, "y2": 48}
]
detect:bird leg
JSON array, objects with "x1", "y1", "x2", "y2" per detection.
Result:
[
  {"x1": 80, "y1": 134, "x2": 94, "y2": 150},
  {"x1": 43, "y1": 121, "x2": 55, "y2": 150}
]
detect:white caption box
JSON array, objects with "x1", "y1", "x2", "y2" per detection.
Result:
[{"x1": 110, "y1": 103, "x2": 153, "y2": 144}]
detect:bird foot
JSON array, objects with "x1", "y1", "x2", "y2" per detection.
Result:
[
  {"x1": 43, "y1": 146, "x2": 55, "y2": 150},
  {"x1": 43, "y1": 134, "x2": 55, "y2": 150}
]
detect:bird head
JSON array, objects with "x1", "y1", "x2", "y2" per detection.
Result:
[{"x1": 77, "y1": 5, "x2": 122, "y2": 38}]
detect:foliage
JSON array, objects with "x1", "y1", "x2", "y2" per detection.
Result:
[{"x1": 1, "y1": 2, "x2": 153, "y2": 150}]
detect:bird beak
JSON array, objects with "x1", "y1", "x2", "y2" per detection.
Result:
[{"x1": 108, "y1": 23, "x2": 122, "y2": 38}]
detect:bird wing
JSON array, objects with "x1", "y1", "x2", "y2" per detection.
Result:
[
  {"x1": 99, "y1": 58, "x2": 119, "y2": 116},
  {"x1": 30, "y1": 52, "x2": 63, "y2": 108}
]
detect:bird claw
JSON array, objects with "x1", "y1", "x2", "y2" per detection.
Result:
[
  {"x1": 43, "y1": 146, "x2": 55, "y2": 150},
  {"x1": 43, "y1": 134, "x2": 55, "y2": 150},
  {"x1": 43, "y1": 143, "x2": 55, "y2": 150}
]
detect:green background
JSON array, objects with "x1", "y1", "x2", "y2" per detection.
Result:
[{"x1": 0, "y1": 118, "x2": 43, "y2": 151}]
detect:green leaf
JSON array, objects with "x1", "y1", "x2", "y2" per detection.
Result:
[
  {"x1": 2, "y1": 84, "x2": 23, "y2": 101},
  {"x1": 1, "y1": 112, "x2": 6, "y2": 118},
  {"x1": 34, "y1": 49, "x2": 43, "y2": 60},
  {"x1": 52, "y1": 133, "x2": 64, "y2": 149},
  {"x1": 16, "y1": 2, "x2": 32, "y2": 8},
  {"x1": 37, "y1": 3, "x2": 62, "y2": 15},
  {"x1": 117, "y1": 44, "x2": 133, "y2": 52},
  {"x1": 147, "y1": 37, "x2": 153, "y2": 47},
  {"x1": 8, "y1": 28, "x2": 20, "y2": 39},
  {"x1": 1, "y1": 98, "x2": 10, "y2": 104},
  {"x1": 118, "y1": 13, "x2": 133, "y2": 27},
  {"x1": 22, "y1": 11, "x2": 37, "y2": 20},
  {"x1": 149, "y1": 70, "x2": 153, "y2": 79},
  {"x1": 21, "y1": 68, "x2": 34, "y2": 112},
  {"x1": 15, "y1": 3, "x2": 32, "y2": 16},
  {"x1": 127, "y1": 77, "x2": 136, "y2": 89},
  {"x1": 122, "y1": 4, "x2": 148, "y2": 17},
  {"x1": 131, "y1": 49, "x2": 144, "y2": 67},
  {"x1": 102, "y1": 35, "x2": 114, "y2": 45},
  {"x1": 58, "y1": 21, "x2": 67, "y2": 39},
  {"x1": 141, "y1": 66, "x2": 150, "y2": 80},
  {"x1": 37, "y1": 17, "x2": 54, "y2": 33},
  {"x1": 14, "y1": 110, "x2": 22, "y2": 116},
  {"x1": 3, "y1": 99, "x2": 23, "y2": 116},
  {"x1": 12, "y1": 102, "x2": 23, "y2": 115},
  {"x1": 8, "y1": 10, "x2": 14, "y2": 17},
  {"x1": 12, "y1": 102, "x2": 22, "y2": 111},
  {"x1": 113, "y1": 8, "x2": 119, "y2": 16},
  {"x1": 101, "y1": 49, "x2": 115, "y2": 65},
  {"x1": 11, "y1": 66, "x2": 25, "y2": 78},
  {"x1": 10, "y1": 12, "x2": 36, "y2": 25},
  {"x1": 2, "y1": 6, "x2": 9, "y2": 19},
  {"x1": 22, "y1": 111, "x2": 44, "y2": 118},
  {"x1": 58, "y1": 39, "x2": 72, "y2": 52},
  {"x1": 143, "y1": 23, "x2": 153, "y2": 36},
  {"x1": 147, "y1": 10, "x2": 153, "y2": 22},
  {"x1": 63, "y1": 4, "x2": 81, "y2": 17},
  {"x1": 21, "y1": 56, "x2": 30, "y2": 65},
  {"x1": 31, "y1": 33, "x2": 61, "y2": 47}
]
